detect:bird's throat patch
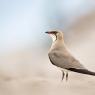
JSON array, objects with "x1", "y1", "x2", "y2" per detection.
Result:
[{"x1": 49, "y1": 34, "x2": 57, "y2": 42}]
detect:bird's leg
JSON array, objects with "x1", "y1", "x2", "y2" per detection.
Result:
[
  {"x1": 61, "y1": 70, "x2": 65, "y2": 81},
  {"x1": 66, "y1": 72, "x2": 68, "y2": 81}
]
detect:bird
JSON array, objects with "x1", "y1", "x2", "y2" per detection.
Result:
[{"x1": 45, "y1": 30, "x2": 95, "y2": 81}]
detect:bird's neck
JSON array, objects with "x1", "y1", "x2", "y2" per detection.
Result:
[{"x1": 50, "y1": 39, "x2": 65, "y2": 50}]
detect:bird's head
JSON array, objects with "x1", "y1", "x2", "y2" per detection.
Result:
[{"x1": 45, "y1": 30, "x2": 64, "y2": 42}]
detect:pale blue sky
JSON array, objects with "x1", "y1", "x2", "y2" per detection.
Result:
[{"x1": 0, "y1": 0, "x2": 95, "y2": 53}]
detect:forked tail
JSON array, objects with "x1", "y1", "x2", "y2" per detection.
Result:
[{"x1": 68, "y1": 68, "x2": 95, "y2": 76}]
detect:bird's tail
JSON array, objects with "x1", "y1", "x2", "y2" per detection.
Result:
[{"x1": 68, "y1": 68, "x2": 95, "y2": 76}]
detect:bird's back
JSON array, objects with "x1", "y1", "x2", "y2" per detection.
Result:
[{"x1": 48, "y1": 43, "x2": 85, "y2": 69}]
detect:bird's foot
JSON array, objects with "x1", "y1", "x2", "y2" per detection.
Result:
[
  {"x1": 66, "y1": 72, "x2": 68, "y2": 81},
  {"x1": 61, "y1": 70, "x2": 68, "y2": 82},
  {"x1": 61, "y1": 70, "x2": 65, "y2": 81}
]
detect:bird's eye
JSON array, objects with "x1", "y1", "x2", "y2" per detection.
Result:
[{"x1": 53, "y1": 31, "x2": 58, "y2": 35}]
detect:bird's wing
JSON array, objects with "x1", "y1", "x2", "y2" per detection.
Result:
[
  {"x1": 48, "y1": 49, "x2": 85, "y2": 69},
  {"x1": 49, "y1": 49, "x2": 95, "y2": 76}
]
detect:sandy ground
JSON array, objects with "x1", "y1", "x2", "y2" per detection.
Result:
[{"x1": 0, "y1": 74, "x2": 95, "y2": 95}]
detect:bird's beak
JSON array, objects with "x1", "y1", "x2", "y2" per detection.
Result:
[
  {"x1": 45, "y1": 31, "x2": 50, "y2": 34},
  {"x1": 45, "y1": 31, "x2": 53, "y2": 34}
]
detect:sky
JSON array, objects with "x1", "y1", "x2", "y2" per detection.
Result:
[{"x1": 0, "y1": 0, "x2": 95, "y2": 54}]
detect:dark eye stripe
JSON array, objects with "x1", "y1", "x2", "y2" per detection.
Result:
[{"x1": 51, "y1": 31, "x2": 58, "y2": 34}]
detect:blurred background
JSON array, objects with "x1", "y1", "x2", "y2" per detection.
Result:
[{"x1": 0, "y1": 0, "x2": 95, "y2": 95}]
